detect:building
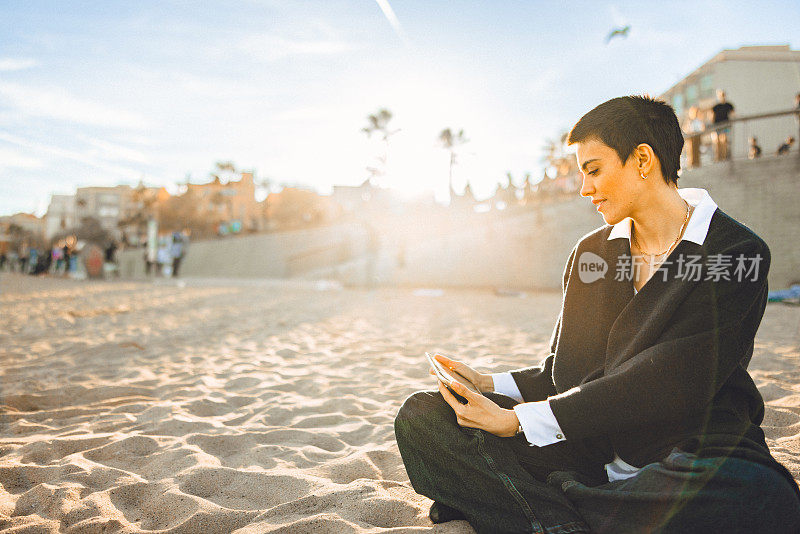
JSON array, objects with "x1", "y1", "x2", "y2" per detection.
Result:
[
  {"x1": 45, "y1": 194, "x2": 77, "y2": 239},
  {"x1": 185, "y1": 171, "x2": 261, "y2": 233},
  {"x1": 330, "y1": 179, "x2": 420, "y2": 215},
  {"x1": 75, "y1": 185, "x2": 136, "y2": 239},
  {"x1": 0, "y1": 212, "x2": 46, "y2": 238},
  {"x1": 659, "y1": 45, "x2": 800, "y2": 159},
  {"x1": 131, "y1": 183, "x2": 170, "y2": 213},
  {"x1": 0, "y1": 212, "x2": 46, "y2": 253},
  {"x1": 450, "y1": 182, "x2": 476, "y2": 210},
  {"x1": 263, "y1": 186, "x2": 341, "y2": 230},
  {"x1": 118, "y1": 183, "x2": 171, "y2": 245}
]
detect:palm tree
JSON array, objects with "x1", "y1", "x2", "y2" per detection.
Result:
[
  {"x1": 438, "y1": 128, "x2": 469, "y2": 200},
  {"x1": 362, "y1": 109, "x2": 399, "y2": 183}
]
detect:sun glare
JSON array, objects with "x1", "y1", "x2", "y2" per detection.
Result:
[{"x1": 358, "y1": 73, "x2": 487, "y2": 203}]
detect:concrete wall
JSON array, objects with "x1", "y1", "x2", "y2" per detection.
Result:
[
  {"x1": 118, "y1": 156, "x2": 800, "y2": 290},
  {"x1": 118, "y1": 222, "x2": 370, "y2": 279},
  {"x1": 343, "y1": 156, "x2": 800, "y2": 290},
  {"x1": 380, "y1": 200, "x2": 601, "y2": 290}
]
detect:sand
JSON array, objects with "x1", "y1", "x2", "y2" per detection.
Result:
[{"x1": 1, "y1": 273, "x2": 798, "y2": 533}]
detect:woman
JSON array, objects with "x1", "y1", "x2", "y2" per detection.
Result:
[
  {"x1": 682, "y1": 106, "x2": 704, "y2": 168},
  {"x1": 394, "y1": 95, "x2": 800, "y2": 533}
]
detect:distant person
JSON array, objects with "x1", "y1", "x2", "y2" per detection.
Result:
[
  {"x1": 711, "y1": 89, "x2": 735, "y2": 161},
  {"x1": 396, "y1": 95, "x2": 800, "y2": 534},
  {"x1": 794, "y1": 92, "x2": 800, "y2": 136},
  {"x1": 104, "y1": 241, "x2": 117, "y2": 263},
  {"x1": 169, "y1": 232, "x2": 186, "y2": 278},
  {"x1": 748, "y1": 136, "x2": 762, "y2": 159},
  {"x1": 144, "y1": 247, "x2": 155, "y2": 276},
  {"x1": 682, "y1": 106, "x2": 704, "y2": 167},
  {"x1": 104, "y1": 241, "x2": 118, "y2": 277},
  {"x1": 156, "y1": 236, "x2": 172, "y2": 277},
  {"x1": 794, "y1": 92, "x2": 800, "y2": 128},
  {"x1": 31, "y1": 249, "x2": 50, "y2": 275},
  {"x1": 19, "y1": 242, "x2": 29, "y2": 273},
  {"x1": 0, "y1": 251, "x2": 6, "y2": 271},
  {"x1": 62, "y1": 244, "x2": 72, "y2": 276},
  {"x1": 51, "y1": 245, "x2": 62, "y2": 273},
  {"x1": 7, "y1": 250, "x2": 18, "y2": 272},
  {"x1": 777, "y1": 136, "x2": 795, "y2": 155},
  {"x1": 27, "y1": 248, "x2": 38, "y2": 275}
]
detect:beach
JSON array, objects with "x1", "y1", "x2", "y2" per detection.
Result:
[{"x1": 1, "y1": 273, "x2": 799, "y2": 533}]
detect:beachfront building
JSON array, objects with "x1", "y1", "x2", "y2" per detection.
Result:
[
  {"x1": 132, "y1": 183, "x2": 170, "y2": 214},
  {"x1": 330, "y1": 178, "x2": 430, "y2": 217},
  {"x1": 331, "y1": 179, "x2": 392, "y2": 214},
  {"x1": 0, "y1": 212, "x2": 47, "y2": 239},
  {"x1": 659, "y1": 45, "x2": 800, "y2": 159},
  {"x1": 263, "y1": 186, "x2": 341, "y2": 230},
  {"x1": 450, "y1": 182, "x2": 476, "y2": 210},
  {"x1": 118, "y1": 183, "x2": 171, "y2": 245},
  {"x1": 44, "y1": 194, "x2": 77, "y2": 240},
  {"x1": 0, "y1": 212, "x2": 46, "y2": 253},
  {"x1": 75, "y1": 185, "x2": 137, "y2": 240},
  {"x1": 185, "y1": 171, "x2": 261, "y2": 233}
]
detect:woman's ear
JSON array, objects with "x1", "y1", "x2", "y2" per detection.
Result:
[{"x1": 635, "y1": 143, "x2": 656, "y2": 175}]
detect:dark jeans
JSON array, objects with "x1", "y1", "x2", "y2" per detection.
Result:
[{"x1": 394, "y1": 390, "x2": 800, "y2": 534}]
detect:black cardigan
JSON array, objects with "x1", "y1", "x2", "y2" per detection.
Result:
[{"x1": 511, "y1": 207, "x2": 795, "y2": 486}]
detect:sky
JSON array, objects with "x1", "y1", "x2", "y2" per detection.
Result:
[{"x1": 1, "y1": 0, "x2": 799, "y2": 216}]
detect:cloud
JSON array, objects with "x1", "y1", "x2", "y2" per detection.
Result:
[
  {"x1": 0, "y1": 132, "x2": 143, "y2": 180},
  {"x1": 273, "y1": 106, "x2": 340, "y2": 121},
  {"x1": 0, "y1": 82, "x2": 150, "y2": 129},
  {"x1": 527, "y1": 68, "x2": 564, "y2": 98},
  {"x1": 168, "y1": 72, "x2": 263, "y2": 99},
  {"x1": 0, "y1": 58, "x2": 38, "y2": 71},
  {"x1": 235, "y1": 34, "x2": 358, "y2": 61},
  {"x1": 0, "y1": 147, "x2": 46, "y2": 170},
  {"x1": 84, "y1": 137, "x2": 151, "y2": 164}
]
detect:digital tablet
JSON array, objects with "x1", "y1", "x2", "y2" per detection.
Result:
[{"x1": 425, "y1": 352, "x2": 481, "y2": 404}]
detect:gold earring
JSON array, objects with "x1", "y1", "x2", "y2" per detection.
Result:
[{"x1": 640, "y1": 172, "x2": 648, "y2": 180}]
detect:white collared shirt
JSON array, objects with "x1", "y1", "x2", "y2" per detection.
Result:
[
  {"x1": 493, "y1": 188, "x2": 718, "y2": 482},
  {"x1": 607, "y1": 187, "x2": 718, "y2": 246}
]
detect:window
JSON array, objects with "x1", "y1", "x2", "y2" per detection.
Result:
[
  {"x1": 98, "y1": 206, "x2": 119, "y2": 217},
  {"x1": 700, "y1": 74, "x2": 714, "y2": 98},
  {"x1": 686, "y1": 85, "x2": 698, "y2": 105},
  {"x1": 672, "y1": 93, "x2": 684, "y2": 116}
]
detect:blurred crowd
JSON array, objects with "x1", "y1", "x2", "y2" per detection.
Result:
[{"x1": 0, "y1": 230, "x2": 189, "y2": 280}]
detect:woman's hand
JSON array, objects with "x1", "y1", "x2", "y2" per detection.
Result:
[
  {"x1": 430, "y1": 353, "x2": 494, "y2": 393},
  {"x1": 437, "y1": 380, "x2": 520, "y2": 437}
]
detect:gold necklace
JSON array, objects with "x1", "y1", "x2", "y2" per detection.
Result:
[{"x1": 632, "y1": 200, "x2": 691, "y2": 264}]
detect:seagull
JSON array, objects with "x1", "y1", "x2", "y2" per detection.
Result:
[{"x1": 606, "y1": 25, "x2": 630, "y2": 43}]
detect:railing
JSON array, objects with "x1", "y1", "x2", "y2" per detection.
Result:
[{"x1": 683, "y1": 108, "x2": 799, "y2": 168}]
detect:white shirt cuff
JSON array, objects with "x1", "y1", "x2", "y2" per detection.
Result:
[
  {"x1": 491, "y1": 372, "x2": 524, "y2": 403},
  {"x1": 513, "y1": 400, "x2": 566, "y2": 447}
]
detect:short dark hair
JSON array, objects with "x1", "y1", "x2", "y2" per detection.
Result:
[{"x1": 567, "y1": 95, "x2": 683, "y2": 186}]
